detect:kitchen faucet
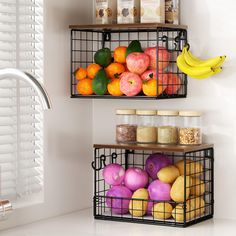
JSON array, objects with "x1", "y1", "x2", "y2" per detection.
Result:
[{"x1": 0, "y1": 68, "x2": 51, "y2": 110}]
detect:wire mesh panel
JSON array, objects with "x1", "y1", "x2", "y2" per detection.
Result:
[
  {"x1": 92, "y1": 146, "x2": 214, "y2": 227},
  {"x1": 71, "y1": 27, "x2": 187, "y2": 99}
]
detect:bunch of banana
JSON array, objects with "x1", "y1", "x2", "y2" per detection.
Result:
[{"x1": 177, "y1": 46, "x2": 226, "y2": 79}]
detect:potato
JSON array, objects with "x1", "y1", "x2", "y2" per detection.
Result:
[
  {"x1": 170, "y1": 175, "x2": 192, "y2": 202},
  {"x1": 190, "y1": 178, "x2": 205, "y2": 196},
  {"x1": 172, "y1": 203, "x2": 194, "y2": 222},
  {"x1": 175, "y1": 159, "x2": 203, "y2": 177},
  {"x1": 129, "y1": 188, "x2": 148, "y2": 217},
  {"x1": 152, "y1": 202, "x2": 173, "y2": 220},
  {"x1": 157, "y1": 165, "x2": 180, "y2": 184},
  {"x1": 187, "y1": 197, "x2": 205, "y2": 217}
]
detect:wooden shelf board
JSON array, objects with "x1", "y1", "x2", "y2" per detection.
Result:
[
  {"x1": 69, "y1": 23, "x2": 187, "y2": 30},
  {"x1": 93, "y1": 143, "x2": 213, "y2": 153}
]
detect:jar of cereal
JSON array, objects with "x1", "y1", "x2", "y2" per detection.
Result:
[
  {"x1": 157, "y1": 110, "x2": 178, "y2": 144},
  {"x1": 136, "y1": 110, "x2": 157, "y2": 144},
  {"x1": 179, "y1": 111, "x2": 202, "y2": 145},
  {"x1": 116, "y1": 109, "x2": 137, "y2": 143}
]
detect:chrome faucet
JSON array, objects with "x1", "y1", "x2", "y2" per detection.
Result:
[{"x1": 0, "y1": 68, "x2": 51, "y2": 110}]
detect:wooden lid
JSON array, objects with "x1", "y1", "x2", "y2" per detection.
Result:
[
  {"x1": 157, "y1": 110, "x2": 179, "y2": 116},
  {"x1": 179, "y1": 111, "x2": 202, "y2": 117},
  {"x1": 136, "y1": 110, "x2": 157, "y2": 116},
  {"x1": 116, "y1": 109, "x2": 136, "y2": 115}
]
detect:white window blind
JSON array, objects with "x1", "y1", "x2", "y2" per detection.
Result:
[{"x1": 0, "y1": 0, "x2": 43, "y2": 202}]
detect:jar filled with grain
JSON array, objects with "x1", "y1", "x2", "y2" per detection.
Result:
[
  {"x1": 157, "y1": 110, "x2": 178, "y2": 144},
  {"x1": 116, "y1": 109, "x2": 137, "y2": 143},
  {"x1": 136, "y1": 110, "x2": 157, "y2": 144},
  {"x1": 179, "y1": 111, "x2": 202, "y2": 145},
  {"x1": 165, "y1": 0, "x2": 180, "y2": 25}
]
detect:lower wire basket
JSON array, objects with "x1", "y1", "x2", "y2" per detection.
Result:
[{"x1": 92, "y1": 144, "x2": 214, "y2": 227}]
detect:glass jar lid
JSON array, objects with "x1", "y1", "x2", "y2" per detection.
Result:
[
  {"x1": 179, "y1": 111, "x2": 202, "y2": 117},
  {"x1": 116, "y1": 109, "x2": 136, "y2": 115},
  {"x1": 157, "y1": 110, "x2": 179, "y2": 116},
  {"x1": 136, "y1": 110, "x2": 157, "y2": 116}
]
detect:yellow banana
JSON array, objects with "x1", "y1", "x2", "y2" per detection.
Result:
[
  {"x1": 189, "y1": 67, "x2": 222, "y2": 80},
  {"x1": 177, "y1": 52, "x2": 213, "y2": 78},
  {"x1": 212, "y1": 56, "x2": 226, "y2": 69},
  {"x1": 183, "y1": 47, "x2": 226, "y2": 68}
]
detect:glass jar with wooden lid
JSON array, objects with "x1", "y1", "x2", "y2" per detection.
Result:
[
  {"x1": 157, "y1": 110, "x2": 178, "y2": 144},
  {"x1": 179, "y1": 111, "x2": 202, "y2": 145},
  {"x1": 116, "y1": 109, "x2": 137, "y2": 143},
  {"x1": 136, "y1": 110, "x2": 157, "y2": 144}
]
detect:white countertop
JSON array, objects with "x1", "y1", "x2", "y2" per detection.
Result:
[{"x1": 1, "y1": 208, "x2": 236, "y2": 236}]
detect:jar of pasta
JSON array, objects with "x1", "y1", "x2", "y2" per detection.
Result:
[
  {"x1": 157, "y1": 110, "x2": 178, "y2": 144},
  {"x1": 179, "y1": 111, "x2": 202, "y2": 145},
  {"x1": 116, "y1": 109, "x2": 137, "y2": 143},
  {"x1": 136, "y1": 110, "x2": 157, "y2": 143}
]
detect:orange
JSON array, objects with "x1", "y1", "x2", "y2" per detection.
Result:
[
  {"x1": 142, "y1": 78, "x2": 166, "y2": 96},
  {"x1": 142, "y1": 79, "x2": 157, "y2": 96},
  {"x1": 108, "y1": 79, "x2": 123, "y2": 96},
  {"x1": 76, "y1": 78, "x2": 93, "y2": 95},
  {"x1": 87, "y1": 63, "x2": 101, "y2": 79},
  {"x1": 74, "y1": 67, "x2": 87, "y2": 80},
  {"x1": 114, "y1": 46, "x2": 127, "y2": 63},
  {"x1": 105, "y1": 62, "x2": 125, "y2": 80}
]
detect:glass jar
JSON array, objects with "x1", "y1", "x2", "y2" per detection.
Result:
[
  {"x1": 116, "y1": 109, "x2": 137, "y2": 143},
  {"x1": 179, "y1": 111, "x2": 202, "y2": 145},
  {"x1": 157, "y1": 110, "x2": 178, "y2": 144},
  {"x1": 165, "y1": 0, "x2": 180, "y2": 25},
  {"x1": 136, "y1": 110, "x2": 157, "y2": 144}
]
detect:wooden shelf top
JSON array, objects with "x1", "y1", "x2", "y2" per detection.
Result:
[
  {"x1": 93, "y1": 143, "x2": 213, "y2": 153},
  {"x1": 69, "y1": 23, "x2": 187, "y2": 30}
]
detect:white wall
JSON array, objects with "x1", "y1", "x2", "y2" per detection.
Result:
[
  {"x1": 1, "y1": 0, "x2": 236, "y2": 230},
  {"x1": 0, "y1": 0, "x2": 93, "y2": 230},
  {"x1": 93, "y1": 0, "x2": 236, "y2": 220}
]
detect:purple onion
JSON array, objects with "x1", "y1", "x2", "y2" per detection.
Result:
[
  {"x1": 103, "y1": 163, "x2": 125, "y2": 186},
  {"x1": 124, "y1": 167, "x2": 149, "y2": 191},
  {"x1": 148, "y1": 180, "x2": 171, "y2": 201},
  {"x1": 145, "y1": 153, "x2": 172, "y2": 180},
  {"x1": 106, "y1": 186, "x2": 132, "y2": 214}
]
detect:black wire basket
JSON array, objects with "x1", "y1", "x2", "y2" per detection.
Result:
[
  {"x1": 70, "y1": 24, "x2": 188, "y2": 99},
  {"x1": 92, "y1": 144, "x2": 214, "y2": 227}
]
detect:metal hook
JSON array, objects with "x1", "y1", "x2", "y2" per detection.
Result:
[
  {"x1": 111, "y1": 152, "x2": 118, "y2": 163},
  {"x1": 91, "y1": 154, "x2": 106, "y2": 171},
  {"x1": 162, "y1": 36, "x2": 169, "y2": 51},
  {"x1": 185, "y1": 43, "x2": 190, "y2": 51}
]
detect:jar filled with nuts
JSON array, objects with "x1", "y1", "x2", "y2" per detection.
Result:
[
  {"x1": 157, "y1": 110, "x2": 178, "y2": 144},
  {"x1": 116, "y1": 109, "x2": 137, "y2": 143},
  {"x1": 136, "y1": 110, "x2": 157, "y2": 144},
  {"x1": 179, "y1": 111, "x2": 202, "y2": 145}
]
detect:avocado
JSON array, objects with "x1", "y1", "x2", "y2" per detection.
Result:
[
  {"x1": 94, "y1": 48, "x2": 112, "y2": 67},
  {"x1": 126, "y1": 40, "x2": 143, "y2": 57},
  {"x1": 92, "y1": 69, "x2": 109, "y2": 95}
]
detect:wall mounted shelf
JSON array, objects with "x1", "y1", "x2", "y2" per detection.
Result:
[{"x1": 70, "y1": 23, "x2": 188, "y2": 100}]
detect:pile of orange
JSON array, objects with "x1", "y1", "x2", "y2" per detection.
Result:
[
  {"x1": 75, "y1": 45, "x2": 129, "y2": 96},
  {"x1": 75, "y1": 63, "x2": 102, "y2": 95}
]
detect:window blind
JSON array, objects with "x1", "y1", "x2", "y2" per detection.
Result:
[{"x1": 0, "y1": 0, "x2": 43, "y2": 201}]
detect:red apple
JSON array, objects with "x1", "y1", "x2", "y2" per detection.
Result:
[
  {"x1": 144, "y1": 47, "x2": 171, "y2": 70},
  {"x1": 120, "y1": 72, "x2": 142, "y2": 96},
  {"x1": 165, "y1": 72, "x2": 181, "y2": 95},
  {"x1": 141, "y1": 69, "x2": 158, "y2": 81},
  {"x1": 126, "y1": 52, "x2": 150, "y2": 75}
]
